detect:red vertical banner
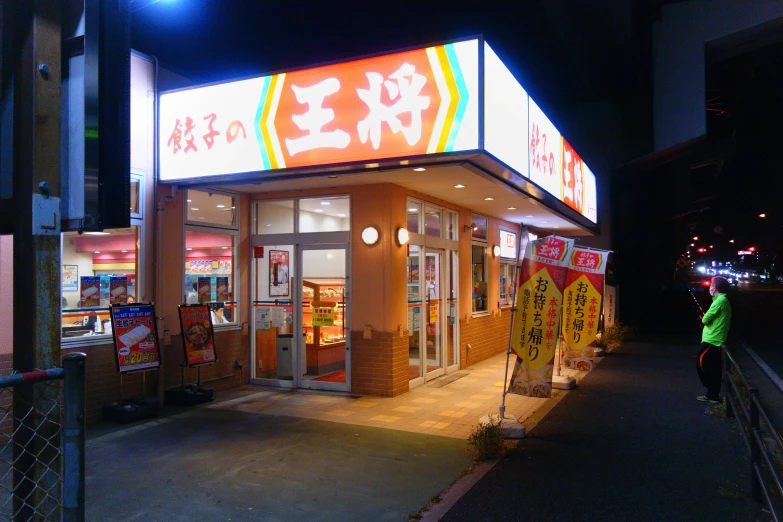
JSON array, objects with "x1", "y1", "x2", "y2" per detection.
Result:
[
  {"x1": 508, "y1": 236, "x2": 574, "y2": 398},
  {"x1": 561, "y1": 248, "x2": 609, "y2": 372}
]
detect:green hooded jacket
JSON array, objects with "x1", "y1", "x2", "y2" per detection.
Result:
[{"x1": 702, "y1": 292, "x2": 731, "y2": 346}]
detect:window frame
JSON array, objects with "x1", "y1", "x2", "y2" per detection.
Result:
[
  {"x1": 184, "y1": 188, "x2": 239, "y2": 231},
  {"x1": 183, "y1": 224, "x2": 240, "y2": 330},
  {"x1": 499, "y1": 261, "x2": 515, "y2": 309}
]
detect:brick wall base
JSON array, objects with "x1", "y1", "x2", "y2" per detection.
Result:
[
  {"x1": 350, "y1": 330, "x2": 409, "y2": 397},
  {"x1": 460, "y1": 309, "x2": 512, "y2": 369}
]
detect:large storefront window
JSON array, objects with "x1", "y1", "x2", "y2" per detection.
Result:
[
  {"x1": 184, "y1": 230, "x2": 237, "y2": 325},
  {"x1": 61, "y1": 226, "x2": 140, "y2": 340}
]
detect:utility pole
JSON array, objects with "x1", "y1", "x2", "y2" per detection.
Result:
[{"x1": 11, "y1": 0, "x2": 62, "y2": 518}]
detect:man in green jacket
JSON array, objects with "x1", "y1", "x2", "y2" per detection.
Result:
[{"x1": 697, "y1": 276, "x2": 732, "y2": 403}]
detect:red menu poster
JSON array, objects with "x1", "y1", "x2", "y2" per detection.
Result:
[
  {"x1": 178, "y1": 304, "x2": 218, "y2": 367},
  {"x1": 110, "y1": 303, "x2": 162, "y2": 373}
]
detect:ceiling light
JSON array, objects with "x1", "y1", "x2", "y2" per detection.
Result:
[
  {"x1": 408, "y1": 208, "x2": 418, "y2": 212},
  {"x1": 231, "y1": 206, "x2": 236, "y2": 209},
  {"x1": 454, "y1": 184, "x2": 465, "y2": 189},
  {"x1": 187, "y1": 248, "x2": 193, "y2": 251},
  {"x1": 553, "y1": 226, "x2": 560, "y2": 229},
  {"x1": 321, "y1": 201, "x2": 331, "y2": 206},
  {"x1": 362, "y1": 226, "x2": 380, "y2": 246},
  {"x1": 84, "y1": 231, "x2": 110, "y2": 235},
  {"x1": 122, "y1": 250, "x2": 128, "y2": 253},
  {"x1": 187, "y1": 199, "x2": 192, "y2": 202},
  {"x1": 328, "y1": 175, "x2": 338, "y2": 179},
  {"x1": 191, "y1": 207, "x2": 200, "y2": 211},
  {"x1": 198, "y1": 217, "x2": 205, "y2": 220},
  {"x1": 396, "y1": 227, "x2": 410, "y2": 246},
  {"x1": 337, "y1": 213, "x2": 346, "y2": 218},
  {"x1": 94, "y1": 251, "x2": 100, "y2": 254},
  {"x1": 266, "y1": 224, "x2": 271, "y2": 227},
  {"x1": 216, "y1": 204, "x2": 226, "y2": 208},
  {"x1": 484, "y1": 197, "x2": 494, "y2": 201},
  {"x1": 222, "y1": 246, "x2": 228, "y2": 249},
  {"x1": 526, "y1": 215, "x2": 534, "y2": 218},
  {"x1": 413, "y1": 167, "x2": 426, "y2": 172},
  {"x1": 507, "y1": 207, "x2": 516, "y2": 210},
  {"x1": 541, "y1": 221, "x2": 548, "y2": 224},
  {"x1": 314, "y1": 209, "x2": 323, "y2": 213}
]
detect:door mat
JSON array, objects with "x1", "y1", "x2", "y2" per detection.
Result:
[{"x1": 427, "y1": 372, "x2": 470, "y2": 388}]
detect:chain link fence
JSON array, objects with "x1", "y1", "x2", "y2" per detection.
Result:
[{"x1": 0, "y1": 354, "x2": 85, "y2": 522}]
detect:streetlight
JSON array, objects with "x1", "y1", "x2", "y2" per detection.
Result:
[
  {"x1": 690, "y1": 243, "x2": 695, "y2": 247},
  {"x1": 693, "y1": 236, "x2": 699, "y2": 240},
  {"x1": 729, "y1": 239, "x2": 735, "y2": 243},
  {"x1": 759, "y1": 213, "x2": 767, "y2": 218}
]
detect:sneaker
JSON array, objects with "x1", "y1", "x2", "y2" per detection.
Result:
[{"x1": 697, "y1": 395, "x2": 720, "y2": 404}]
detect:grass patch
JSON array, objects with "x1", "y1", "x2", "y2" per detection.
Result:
[
  {"x1": 467, "y1": 416, "x2": 506, "y2": 462},
  {"x1": 594, "y1": 323, "x2": 633, "y2": 350}
]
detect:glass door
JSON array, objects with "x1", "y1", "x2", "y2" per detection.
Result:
[
  {"x1": 297, "y1": 245, "x2": 350, "y2": 392},
  {"x1": 424, "y1": 249, "x2": 446, "y2": 380}
]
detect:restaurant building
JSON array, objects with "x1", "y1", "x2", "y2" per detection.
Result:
[{"x1": 0, "y1": 37, "x2": 601, "y2": 420}]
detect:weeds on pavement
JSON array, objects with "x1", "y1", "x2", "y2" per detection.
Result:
[{"x1": 467, "y1": 416, "x2": 506, "y2": 461}]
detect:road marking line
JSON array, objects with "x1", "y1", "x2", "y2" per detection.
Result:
[{"x1": 737, "y1": 336, "x2": 783, "y2": 393}]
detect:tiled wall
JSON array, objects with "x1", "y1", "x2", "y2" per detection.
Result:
[
  {"x1": 350, "y1": 330, "x2": 409, "y2": 397},
  {"x1": 459, "y1": 309, "x2": 512, "y2": 369}
]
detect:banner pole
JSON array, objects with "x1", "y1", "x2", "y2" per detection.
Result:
[
  {"x1": 554, "y1": 335, "x2": 563, "y2": 377},
  {"x1": 499, "y1": 224, "x2": 527, "y2": 419}
]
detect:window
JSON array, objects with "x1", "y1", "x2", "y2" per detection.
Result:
[
  {"x1": 186, "y1": 189, "x2": 236, "y2": 228},
  {"x1": 407, "y1": 198, "x2": 456, "y2": 239},
  {"x1": 424, "y1": 205, "x2": 442, "y2": 238},
  {"x1": 184, "y1": 229, "x2": 237, "y2": 325},
  {"x1": 472, "y1": 244, "x2": 488, "y2": 313},
  {"x1": 406, "y1": 199, "x2": 421, "y2": 234},
  {"x1": 130, "y1": 174, "x2": 142, "y2": 219},
  {"x1": 255, "y1": 200, "x2": 294, "y2": 234},
  {"x1": 471, "y1": 214, "x2": 488, "y2": 241},
  {"x1": 500, "y1": 262, "x2": 515, "y2": 307},
  {"x1": 61, "y1": 226, "x2": 140, "y2": 340},
  {"x1": 298, "y1": 196, "x2": 350, "y2": 233}
]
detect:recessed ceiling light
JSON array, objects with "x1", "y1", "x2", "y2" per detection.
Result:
[
  {"x1": 553, "y1": 226, "x2": 560, "y2": 229},
  {"x1": 187, "y1": 199, "x2": 192, "y2": 202},
  {"x1": 187, "y1": 248, "x2": 193, "y2": 251},
  {"x1": 321, "y1": 201, "x2": 331, "y2": 206},
  {"x1": 198, "y1": 217, "x2": 205, "y2": 220},
  {"x1": 408, "y1": 208, "x2": 418, "y2": 212},
  {"x1": 94, "y1": 251, "x2": 100, "y2": 254},
  {"x1": 191, "y1": 207, "x2": 199, "y2": 211},
  {"x1": 328, "y1": 175, "x2": 338, "y2": 179},
  {"x1": 314, "y1": 208, "x2": 323, "y2": 213},
  {"x1": 231, "y1": 206, "x2": 236, "y2": 209},
  {"x1": 266, "y1": 224, "x2": 271, "y2": 227},
  {"x1": 216, "y1": 204, "x2": 226, "y2": 208},
  {"x1": 454, "y1": 184, "x2": 465, "y2": 189},
  {"x1": 84, "y1": 231, "x2": 110, "y2": 235},
  {"x1": 337, "y1": 213, "x2": 346, "y2": 218},
  {"x1": 413, "y1": 167, "x2": 426, "y2": 172},
  {"x1": 526, "y1": 215, "x2": 534, "y2": 218},
  {"x1": 507, "y1": 207, "x2": 516, "y2": 210},
  {"x1": 222, "y1": 246, "x2": 228, "y2": 249},
  {"x1": 122, "y1": 250, "x2": 128, "y2": 253},
  {"x1": 484, "y1": 197, "x2": 494, "y2": 201}
]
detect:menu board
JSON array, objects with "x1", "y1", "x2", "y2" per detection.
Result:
[
  {"x1": 80, "y1": 276, "x2": 101, "y2": 307},
  {"x1": 110, "y1": 303, "x2": 162, "y2": 373},
  {"x1": 178, "y1": 304, "x2": 218, "y2": 367},
  {"x1": 110, "y1": 276, "x2": 128, "y2": 305},
  {"x1": 529, "y1": 97, "x2": 562, "y2": 199}
]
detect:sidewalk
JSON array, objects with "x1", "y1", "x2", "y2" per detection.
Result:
[{"x1": 439, "y1": 335, "x2": 771, "y2": 522}]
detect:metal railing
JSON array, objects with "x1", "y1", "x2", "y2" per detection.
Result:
[
  {"x1": 723, "y1": 346, "x2": 783, "y2": 521},
  {"x1": 0, "y1": 353, "x2": 85, "y2": 521}
]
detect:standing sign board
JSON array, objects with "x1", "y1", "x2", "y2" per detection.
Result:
[
  {"x1": 178, "y1": 304, "x2": 218, "y2": 367},
  {"x1": 109, "y1": 303, "x2": 162, "y2": 373}
]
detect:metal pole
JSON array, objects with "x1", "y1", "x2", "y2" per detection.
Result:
[
  {"x1": 11, "y1": 0, "x2": 62, "y2": 519},
  {"x1": 62, "y1": 352, "x2": 86, "y2": 522},
  {"x1": 499, "y1": 224, "x2": 527, "y2": 419}
]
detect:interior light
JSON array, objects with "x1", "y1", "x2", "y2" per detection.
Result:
[
  {"x1": 314, "y1": 209, "x2": 324, "y2": 213},
  {"x1": 553, "y1": 226, "x2": 560, "y2": 229},
  {"x1": 266, "y1": 224, "x2": 271, "y2": 227},
  {"x1": 526, "y1": 215, "x2": 534, "y2": 218},
  {"x1": 187, "y1": 248, "x2": 193, "y2": 251},
  {"x1": 492, "y1": 245, "x2": 500, "y2": 257},
  {"x1": 408, "y1": 208, "x2": 418, "y2": 212},
  {"x1": 454, "y1": 184, "x2": 465, "y2": 189},
  {"x1": 321, "y1": 201, "x2": 331, "y2": 206},
  {"x1": 198, "y1": 217, "x2": 205, "y2": 220},
  {"x1": 187, "y1": 199, "x2": 192, "y2": 202},
  {"x1": 216, "y1": 204, "x2": 225, "y2": 208},
  {"x1": 396, "y1": 227, "x2": 410, "y2": 246},
  {"x1": 94, "y1": 251, "x2": 100, "y2": 254},
  {"x1": 84, "y1": 231, "x2": 110, "y2": 235},
  {"x1": 413, "y1": 167, "x2": 426, "y2": 172},
  {"x1": 191, "y1": 207, "x2": 200, "y2": 211},
  {"x1": 222, "y1": 246, "x2": 228, "y2": 249},
  {"x1": 328, "y1": 175, "x2": 338, "y2": 179},
  {"x1": 362, "y1": 226, "x2": 380, "y2": 246},
  {"x1": 337, "y1": 213, "x2": 346, "y2": 218},
  {"x1": 507, "y1": 207, "x2": 516, "y2": 210},
  {"x1": 484, "y1": 197, "x2": 494, "y2": 201},
  {"x1": 122, "y1": 250, "x2": 128, "y2": 253},
  {"x1": 231, "y1": 206, "x2": 236, "y2": 209}
]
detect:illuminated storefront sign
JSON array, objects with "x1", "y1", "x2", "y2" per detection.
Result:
[
  {"x1": 160, "y1": 40, "x2": 479, "y2": 180},
  {"x1": 160, "y1": 38, "x2": 599, "y2": 225},
  {"x1": 499, "y1": 230, "x2": 517, "y2": 259}
]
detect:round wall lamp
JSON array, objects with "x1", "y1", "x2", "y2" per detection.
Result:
[
  {"x1": 396, "y1": 227, "x2": 410, "y2": 246},
  {"x1": 492, "y1": 245, "x2": 501, "y2": 257},
  {"x1": 361, "y1": 226, "x2": 380, "y2": 246}
]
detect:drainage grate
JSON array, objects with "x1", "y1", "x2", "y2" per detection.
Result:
[{"x1": 427, "y1": 372, "x2": 470, "y2": 388}]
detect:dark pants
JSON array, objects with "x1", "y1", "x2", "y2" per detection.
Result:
[{"x1": 697, "y1": 342, "x2": 722, "y2": 399}]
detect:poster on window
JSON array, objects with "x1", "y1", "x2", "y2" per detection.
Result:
[
  {"x1": 197, "y1": 277, "x2": 212, "y2": 303},
  {"x1": 218, "y1": 260, "x2": 232, "y2": 274},
  {"x1": 255, "y1": 306, "x2": 271, "y2": 331},
  {"x1": 80, "y1": 276, "x2": 101, "y2": 307},
  {"x1": 215, "y1": 276, "x2": 230, "y2": 302},
  {"x1": 110, "y1": 303, "x2": 162, "y2": 373},
  {"x1": 62, "y1": 265, "x2": 78, "y2": 292},
  {"x1": 178, "y1": 304, "x2": 218, "y2": 366},
  {"x1": 312, "y1": 305, "x2": 335, "y2": 327},
  {"x1": 561, "y1": 248, "x2": 609, "y2": 372},
  {"x1": 110, "y1": 276, "x2": 128, "y2": 305},
  {"x1": 269, "y1": 250, "x2": 290, "y2": 297},
  {"x1": 507, "y1": 235, "x2": 573, "y2": 398}
]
